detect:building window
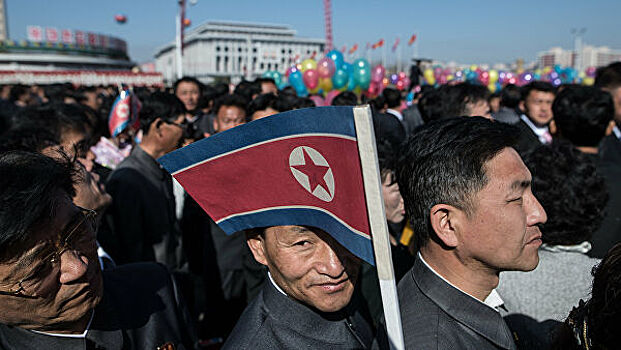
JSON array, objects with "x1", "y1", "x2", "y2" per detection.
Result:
[
  {"x1": 281, "y1": 49, "x2": 285, "y2": 54},
  {"x1": 216, "y1": 46, "x2": 221, "y2": 52},
  {"x1": 224, "y1": 56, "x2": 229, "y2": 72},
  {"x1": 238, "y1": 47, "x2": 242, "y2": 52},
  {"x1": 225, "y1": 47, "x2": 229, "y2": 52},
  {"x1": 253, "y1": 48, "x2": 257, "y2": 53},
  {"x1": 216, "y1": 56, "x2": 221, "y2": 72},
  {"x1": 288, "y1": 49, "x2": 292, "y2": 54},
  {"x1": 260, "y1": 63, "x2": 264, "y2": 70}
]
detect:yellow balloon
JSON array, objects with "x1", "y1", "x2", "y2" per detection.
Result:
[
  {"x1": 446, "y1": 74, "x2": 454, "y2": 81},
  {"x1": 426, "y1": 76, "x2": 436, "y2": 85},
  {"x1": 338, "y1": 86, "x2": 348, "y2": 92},
  {"x1": 487, "y1": 82, "x2": 497, "y2": 93},
  {"x1": 319, "y1": 78, "x2": 332, "y2": 91},
  {"x1": 301, "y1": 59, "x2": 317, "y2": 72},
  {"x1": 543, "y1": 66, "x2": 552, "y2": 74},
  {"x1": 309, "y1": 86, "x2": 320, "y2": 94},
  {"x1": 470, "y1": 64, "x2": 478, "y2": 71},
  {"x1": 534, "y1": 69, "x2": 542, "y2": 75},
  {"x1": 583, "y1": 77, "x2": 595, "y2": 86},
  {"x1": 488, "y1": 69, "x2": 498, "y2": 83},
  {"x1": 579, "y1": 71, "x2": 586, "y2": 79},
  {"x1": 423, "y1": 68, "x2": 434, "y2": 79}
]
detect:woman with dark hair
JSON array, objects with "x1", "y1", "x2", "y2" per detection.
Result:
[{"x1": 552, "y1": 243, "x2": 621, "y2": 349}]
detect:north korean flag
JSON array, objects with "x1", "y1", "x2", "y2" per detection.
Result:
[{"x1": 158, "y1": 106, "x2": 374, "y2": 265}]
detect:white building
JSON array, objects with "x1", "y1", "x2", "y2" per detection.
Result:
[
  {"x1": 154, "y1": 20, "x2": 325, "y2": 84},
  {"x1": 537, "y1": 45, "x2": 621, "y2": 71}
]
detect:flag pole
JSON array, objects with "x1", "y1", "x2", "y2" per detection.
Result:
[{"x1": 353, "y1": 105, "x2": 405, "y2": 350}]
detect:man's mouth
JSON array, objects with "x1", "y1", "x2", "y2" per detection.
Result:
[{"x1": 314, "y1": 278, "x2": 349, "y2": 293}]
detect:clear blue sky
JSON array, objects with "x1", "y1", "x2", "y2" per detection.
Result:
[{"x1": 7, "y1": 0, "x2": 621, "y2": 66}]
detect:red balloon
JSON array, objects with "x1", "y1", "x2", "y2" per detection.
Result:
[
  {"x1": 183, "y1": 18, "x2": 191, "y2": 27},
  {"x1": 396, "y1": 80, "x2": 405, "y2": 90},
  {"x1": 303, "y1": 69, "x2": 319, "y2": 90},
  {"x1": 114, "y1": 14, "x2": 127, "y2": 23}
]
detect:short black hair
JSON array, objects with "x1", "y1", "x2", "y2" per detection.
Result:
[
  {"x1": 377, "y1": 140, "x2": 397, "y2": 184},
  {"x1": 500, "y1": 84, "x2": 521, "y2": 109},
  {"x1": 331, "y1": 91, "x2": 358, "y2": 106},
  {"x1": 8, "y1": 85, "x2": 29, "y2": 103},
  {"x1": 0, "y1": 126, "x2": 58, "y2": 153},
  {"x1": 553, "y1": 86, "x2": 614, "y2": 147},
  {"x1": 246, "y1": 93, "x2": 281, "y2": 121},
  {"x1": 595, "y1": 62, "x2": 621, "y2": 90},
  {"x1": 173, "y1": 76, "x2": 203, "y2": 95},
  {"x1": 521, "y1": 81, "x2": 555, "y2": 101},
  {"x1": 397, "y1": 117, "x2": 519, "y2": 250},
  {"x1": 523, "y1": 142, "x2": 608, "y2": 245},
  {"x1": 0, "y1": 151, "x2": 76, "y2": 259},
  {"x1": 213, "y1": 93, "x2": 249, "y2": 116},
  {"x1": 234, "y1": 80, "x2": 261, "y2": 102},
  {"x1": 418, "y1": 86, "x2": 448, "y2": 122},
  {"x1": 382, "y1": 88, "x2": 401, "y2": 109},
  {"x1": 138, "y1": 92, "x2": 187, "y2": 134},
  {"x1": 444, "y1": 83, "x2": 490, "y2": 117},
  {"x1": 255, "y1": 77, "x2": 276, "y2": 88}
]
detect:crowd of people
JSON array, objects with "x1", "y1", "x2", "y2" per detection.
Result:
[{"x1": 0, "y1": 60, "x2": 620, "y2": 350}]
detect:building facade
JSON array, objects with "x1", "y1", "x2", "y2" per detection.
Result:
[
  {"x1": 154, "y1": 20, "x2": 325, "y2": 84},
  {"x1": 537, "y1": 45, "x2": 621, "y2": 71}
]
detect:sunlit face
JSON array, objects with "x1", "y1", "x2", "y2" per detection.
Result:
[
  {"x1": 522, "y1": 90, "x2": 555, "y2": 126},
  {"x1": 248, "y1": 226, "x2": 361, "y2": 313},
  {"x1": 261, "y1": 82, "x2": 278, "y2": 95},
  {"x1": 0, "y1": 194, "x2": 103, "y2": 331},
  {"x1": 382, "y1": 172, "x2": 405, "y2": 224},
  {"x1": 455, "y1": 148, "x2": 547, "y2": 273},
  {"x1": 214, "y1": 105, "x2": 246, "y2": 132},
  {"x1": 160, "y1": 114, "x2": 186, "y2": 154},
  {"x1": 175, "y1": 81, "x2": 201, "y2": 112}
]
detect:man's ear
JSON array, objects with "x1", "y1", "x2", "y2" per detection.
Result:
[
  {"x1": 518, "y1": 100, "x2": 525, "y2": 113},
  {"x1": 429, "y1": 204, "x2": 460, "y2": 248},
  {"x1": 247, "y1": 235, "x2": 268, "y2": 266},
  {"x1": 150, "y1": 117, "x2": 163, "y2": 136},
  {"x1": 549, "y1": 119, "x2": 557, "y2": 135}
]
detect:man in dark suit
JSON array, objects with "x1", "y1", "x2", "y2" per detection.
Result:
[
  {"x1": 106, "y1": 92, "x2": 188, "y2": 270},
  {"x1": 595, "y1": 62, "x2": 621, "y2": 165},
  {"x1": 395, "y1": 117, "x2": 547, "y2": 349},
  {"x1": 223, "y1": 226, "x2": 374, "y2": 349},
  {"x1": 513, "y1": 81, "x2": 556, "y2": 155},
  {"x1": 552, "y1": 85, "x2": 621, "y2": 258},
  {"x1": 0, "y1": 151, "x2": 197, "y2": 349}
]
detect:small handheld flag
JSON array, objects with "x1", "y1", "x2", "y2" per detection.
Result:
[{"x1": 108, "y1": 89, "x2": 140, "y2": 138}]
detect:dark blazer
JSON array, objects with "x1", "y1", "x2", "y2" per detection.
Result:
[
  {"x1": 398, "y1": 256, "x2": 517, "y2": 349},
  {"x1": 589, "y1": 153, "x2": 621, "y2": 258},
  {"x1": 400, "y1": 105, "x2": 425, "y2": 137},
  {"x1": 105, "y1": 146, "x2": 186, "y2": 271},
  {"x1": 600, "y1": 133, "x2": 621, "y2": 165},
  {"x1": 0, "y1": 263, "x2": 197, "y2": 349},
  {"x1": 223, "y1": 278, "x2": 374, "y2": 349},
  {"x1": 513, "y1": 118, "x2": 543, "y2": 156}
]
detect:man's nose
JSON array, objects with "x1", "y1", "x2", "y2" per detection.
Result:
[
  {"x1": 526, "y1": 193, "x2": 547, "y2": 226},
  {"x1": 315, "y1": 243, "x2": 347, "y2": 278},
  {"x1": 59, "y1": 250, "x2": 90, "y2": 284}
]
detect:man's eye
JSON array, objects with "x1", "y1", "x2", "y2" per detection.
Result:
[
  {"x1": 508, "y1": 197, "x2": 523, "y2": 204},
  {"x1": 294, "y1": 241, "x2": 310, "y2": 247}
]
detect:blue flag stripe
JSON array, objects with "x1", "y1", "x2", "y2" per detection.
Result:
[
  {"x1": 159, "y1": 106, "x2": 357, "y2": 174},
  {"x1": 218, "y1": 207, "x2": 375, "y2": 265}
]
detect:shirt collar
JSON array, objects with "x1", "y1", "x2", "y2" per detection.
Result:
[
  {"x1": 268, "y1": 271, "x2": 287, "y2": 296},
  {"x1": 418, "y1": 252, "x2": 505, "y2": 312},
  {"x1": 386, "y1": 108, "x2": 403, "y2": 121},
  {"x1": 541, "y1": 241, "x2": 592, "y2": 254},
  {"x1": 520, "y1": 114, "x2": 549, "y2": 136},
  {"x1": 613, "y1": 125, "x2": 621, "y2": 140},
  {"x1": 29, "y1": 310, "x2": 94, "y2": 339}
]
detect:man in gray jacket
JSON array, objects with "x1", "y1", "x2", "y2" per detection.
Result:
[{"x1": 395, "y1": 117, "x2": 548, "y2": 349}]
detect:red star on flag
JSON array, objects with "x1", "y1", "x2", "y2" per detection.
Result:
[{"x1": 291, "y1": 148, "x2": 330, "y2": 194}]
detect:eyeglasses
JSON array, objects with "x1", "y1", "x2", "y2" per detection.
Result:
[
  {"x1": 0, "y1": 207, "x2": 97, "y2": 298},
  {"x1": 166, "y1": 119, "x2": 188, "y2": 129}
]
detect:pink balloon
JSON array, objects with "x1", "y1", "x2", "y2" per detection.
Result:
[
  {"x1": 396, "y1": 80, "x2": 405, "y2": 91},
  {"x1": 367, "y1": 81, "x2": 379, "y2": 96},
  {"x1": 303, "y1": 69, "x2": 319, "y2": 90},
  {"x1": 309, "y1": 95, "x2": 325, "y2": 106},
  {"x1": 398, "y1": 71, "x2": 407, "y2": 80},
  {"x1": 371, "y1": 65, "x2": 385, "y2": 83},
  {"x1": 317, "y1": 57, "x2": 336, "y2": 78},
  {"x1": 401, "y1": 77, "x2": 411, "y2": 89},
  {"x1": 325, "y1": 90, "x2": 341, "y2": 106}
]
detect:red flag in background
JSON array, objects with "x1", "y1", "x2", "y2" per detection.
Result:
[
  {"x1": 349, "y1": 44, "x2": 358, "y2": 54},
  {"x1": 341, "y1": 45, "x2": 347, "y2": 53},
  {"x1": 408, "y1": 34, "x2": 417, "y2": 46},
  {"x1": 392, "y1": 37, "x2": 400, "y2": 52}
]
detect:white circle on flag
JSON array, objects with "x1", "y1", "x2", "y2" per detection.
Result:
[
  {"x1": 117, "y1": 104, "x2": 130, "y2": 120},
  {"x1": 289, "y1": 146, "x2": 335, "y2": 202}
]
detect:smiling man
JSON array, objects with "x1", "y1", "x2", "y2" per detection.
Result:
[
  {"x1": 0, "y1": 151, "x2": 196, "y2": 349},
  {"x1": 222, "y1": 225, "x2": 373, "y2": 349},
  {"x1": 395, "y1": 117, "x2": 547, "y2": 349}
]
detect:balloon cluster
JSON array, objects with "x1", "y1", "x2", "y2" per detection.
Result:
[
  {"x1": 283, "y1": 50, "x2": 412, "y2": 98},
  {"x1": 422, "y1": 64, "x2": 598, "y2": 92}
]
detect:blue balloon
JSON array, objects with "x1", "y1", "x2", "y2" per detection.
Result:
[
  {"x1": 347, "y1": 73, "x2": 357, "y2": 91},
  {"x1": 466, "y1": 71, "x2": 477, "y2": 81},
  {"x1": 354, "y1": 67, "x2": 371, "y2": 89},
  {"x1": 554, "y1": 64, "x2": 562, "y2": 74},
  {"x1": 353, "y1": 58, "x2": 370, "y2": 70},
  {"x1": 327, "y1": 50, "x2": 344, "y2": 70},
  {"x1": 289, "y1": 70, "x2": 303, "y2": 85},
  {"x1": 341, "y1": 62, "x2": 353, "y2": 75},
  {"x1": 332, "y1": 69, "x2": 349, "y2": 89}
]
